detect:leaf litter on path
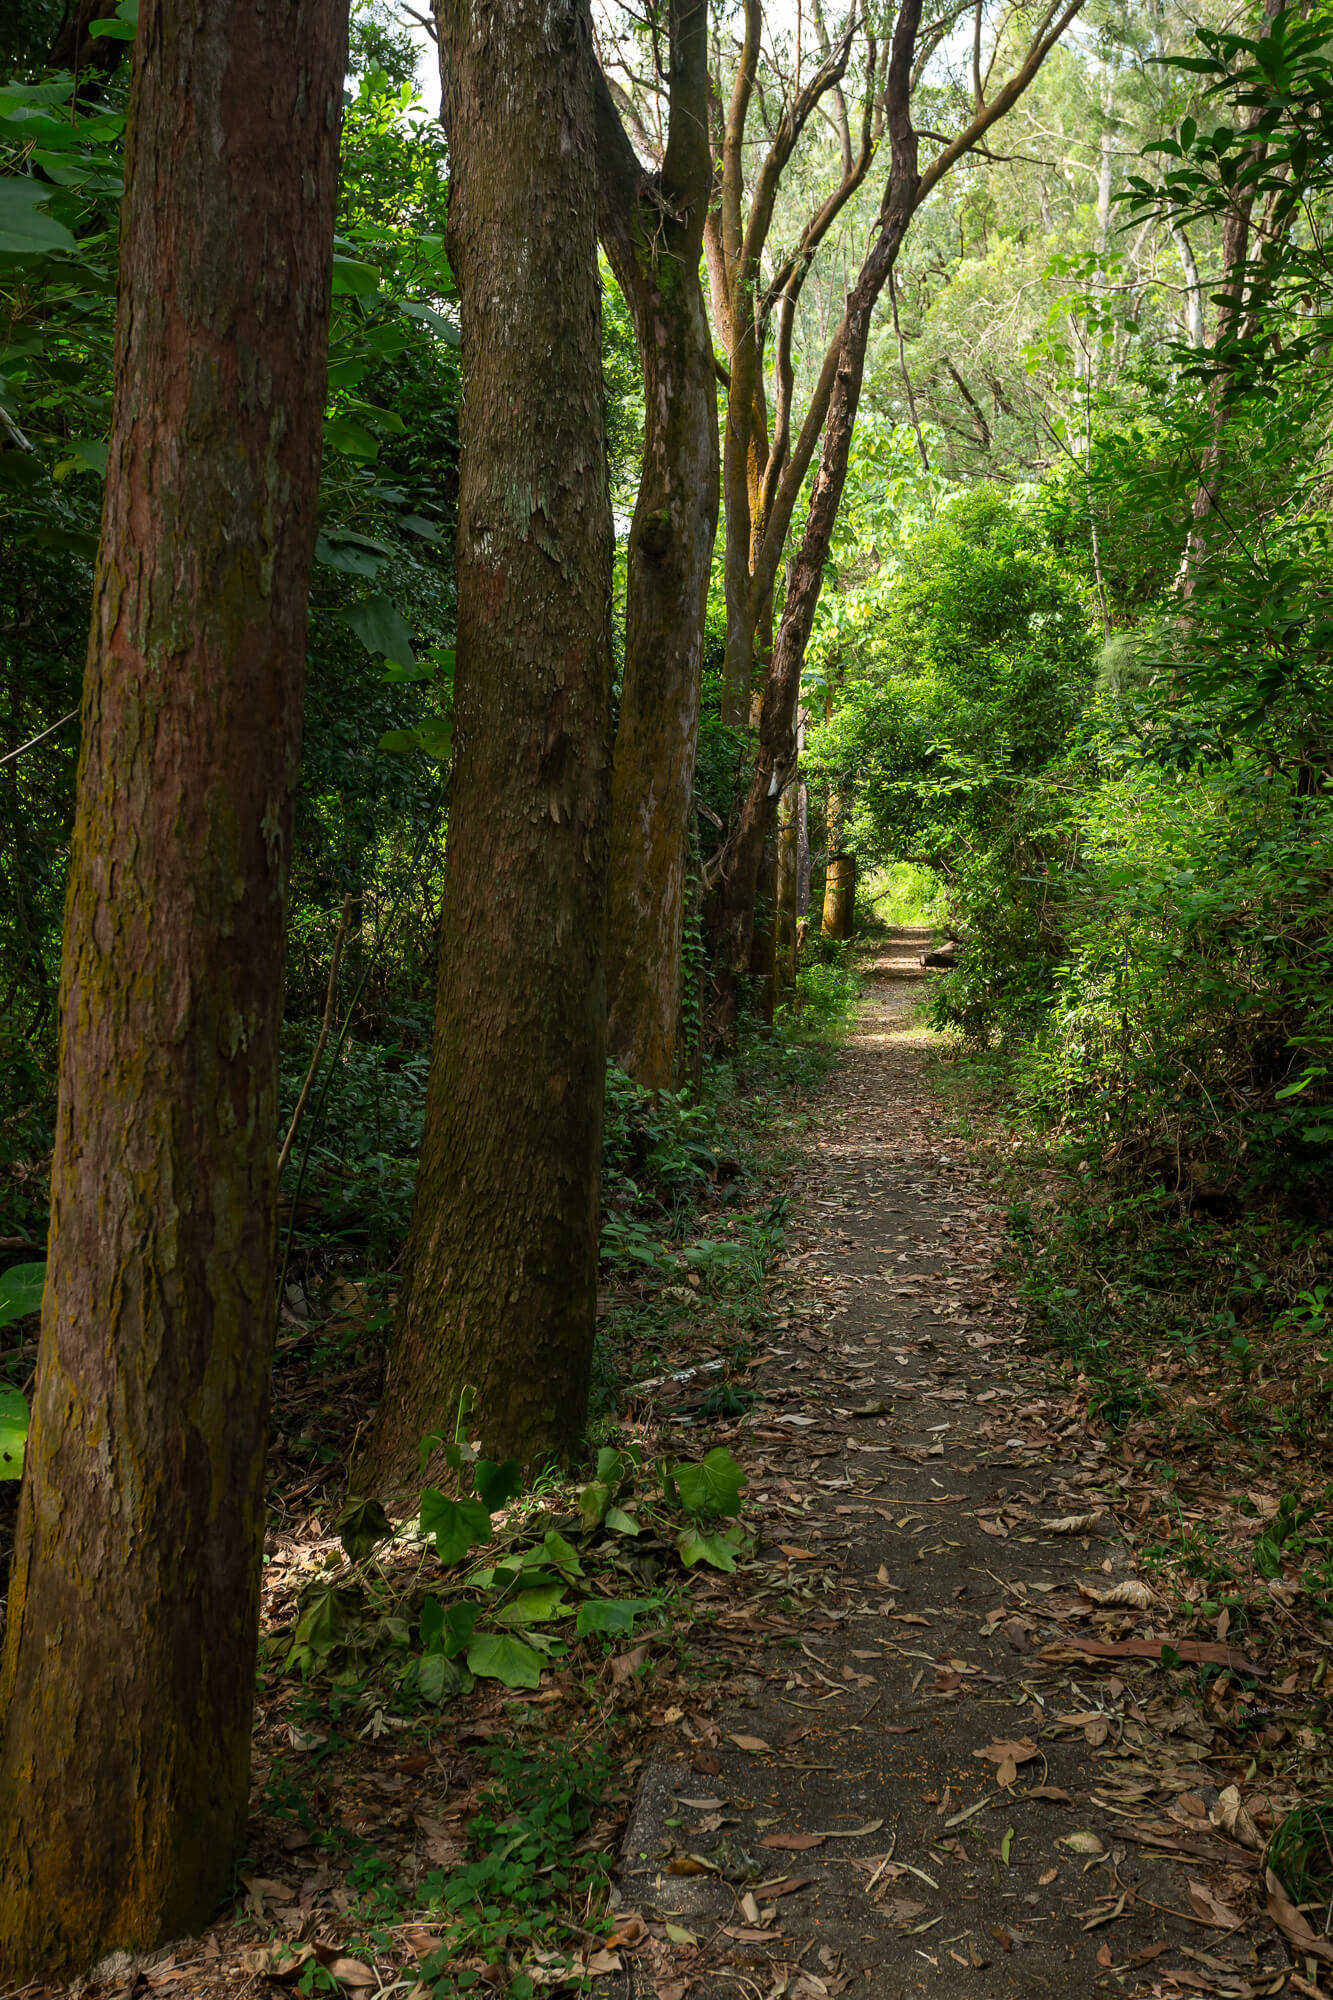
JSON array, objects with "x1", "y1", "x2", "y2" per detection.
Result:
[{"x1": 607, "y1": 946, "x2": 1320, "y2": 1996}]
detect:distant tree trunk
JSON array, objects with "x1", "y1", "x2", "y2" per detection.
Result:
[
  {"x1": 1181, "y1": 0, "x2": 1285, "y2": 593},
  {"x1": 774, "y1": 776, "x2": 800, "y2": 1004},
  {"x1": 595, "y1": 0, "x2": 718, "y2": 1092},
  {"x1": 356, "y1": 0, "x2": 613, "y2": 1494},
  {"x1": 749, "y1": 823, "x2": 778, "y2": 1024},
  {"x1": 796, "y1": 778, "x2": 811, "y2": 919},
  {"x1": 822, "y1": 852, "x2": 857, "y2": 939},
  {"x1": 0, "y1": 0, "x2": 346, "y2": 1976}
]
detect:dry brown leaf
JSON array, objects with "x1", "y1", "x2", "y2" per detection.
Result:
[
  {"x1": 729, "y1": 1733, "x2": 771, "y2": 1753},
  {"x1": 320, "y1": 1957, "x2": 377, "y2": 1988},
  {"x1": 974, "y1": 1738, "x2": 1039, "y2": 1767},
  {"x1": 1040, "y1": 1513, "x2": 1106, "y2": 1534},
  {"x1": 1039, "y1": 1636, "x2": 1261, "y2": 1673},
  {"x1": 1186, "y1": 1880, "x2": 1241, "y2": 1929},
  {"x1": 1059, "y1": 1831, "x2": 1105, "y2": 1856},
  {"x1": 1029, "y1": 1786, "x2": 1074, "y2": 1803},
  {"x1": 1078, "y1": 1579, "x2": 1152, "y2": 1610},
  {"x1": 761, "y1": 1832, "x2": 826, "y2": 1851},
  {"x1": 1210, "y1": 1784, "x2": 1263, "y2": 1852},
  {"x1": 1266, "y1": 1866, "x2": 1333, "y2": 1963}
]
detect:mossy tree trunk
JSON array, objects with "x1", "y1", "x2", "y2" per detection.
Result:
[
  {"x1": 595, "y1": 0, "x2": 718, "y2": 1092},
  {"x1": 355, "y1": 0, "x2": 614, "y2": 1492},
  {"x1": 0, "y1": 0, "x2": 346, "y2": 1976}
]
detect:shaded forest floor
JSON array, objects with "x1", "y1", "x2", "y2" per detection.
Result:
[{"x1": 22, "y1": 932, "x2": 1333, "y2": 2000}]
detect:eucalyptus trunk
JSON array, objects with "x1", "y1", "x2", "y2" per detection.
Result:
[
  {"x1": 357, "y1": 0, "x2": 613, "y2": 1492},
  {"x1": 0, "y1": 0, "x2": 345, "y2": 1973}
]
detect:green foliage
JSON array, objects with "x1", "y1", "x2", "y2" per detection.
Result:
[
  {"x1": 806, "y1": 487, "x2": 1094, "y2": 881},
  {"x1": 414, "y1": 1736, "x2": 617, "y2": 1995},
  {"x1": 281, "y1": 1434, "x2": 751, "y2": 1690}
]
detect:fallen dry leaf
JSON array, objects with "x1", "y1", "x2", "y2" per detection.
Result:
[
  {"x1": 1039, "y1": 1636, "x2": 1261, "y2": 1674},
  {"x1": 1210, "y1": 1784, "x2": 1263, "y2": 1852},
  {"x1": 320, "y1": 1957, "x2": 377, "y2": 1989},
  {"x1": 1040, "y1": 1512, "x2": 1106, "y2": 1534},
  {"x1": 1059, "y1": 1831, "x2": 1106, "y2": 1856},
  {"x1": 1079, "y1": 1579, "x2": 1152, "y2": 1610},
  {"x1": 1266, "y1": 1866, "x2": 1333, "y2": 1964},
  {"x1": 1187, "y1": 1879, "x2": 1242, "y2": 1929},
  {"x1": 729, "y1": 1733, "x2": 771, "y2": 1754},
  {"x1": 761, "y1": 1832, "x2": 826, "y2": 1851}
]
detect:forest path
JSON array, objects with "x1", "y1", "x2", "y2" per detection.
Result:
[{"x1": 614, "y1": 934, "x2": 1283, "y2": 2000}]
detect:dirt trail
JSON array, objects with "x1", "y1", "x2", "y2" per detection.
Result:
[{"x1": 615, "y1": 934, "x2": 1287, "y2": 2000}]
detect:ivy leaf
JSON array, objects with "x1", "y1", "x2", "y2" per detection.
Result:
[
  {"x1": 670, "y1": 1446, "x2": 746, "y2": 1518},
  {"x1": 0, "y1": 1387, "x2": 28, "y2": 1481},
  {"x1": 676, "y1": 1525, "x2": 740, "y2": 1572},
  {"x1": 473, "y1": 1456, "x2": 523, "y2": 1513},
  {"x1": 605, "y1": 1506, "x2": 640, "y2": 1535},
  {"x1": 495, "y1": 1584, "x2": 567, "y2": 1626},
  {"x1": 575, "y1": 1597, "x2": 649, "y2": 1637},
  {"x1": 336, "y1": 1495, "x2": 392, "y2": 1563},
  {"x1": 0, "y1": 1262, "x2": 45, "y2": 1331},
  {"x1": 466, "y1": 1631, "x2": 544, "y2": 1689},
  {"x1": 541, "y1": 1529, "x2": 584, "y2": 1576},
  {"x1": 420, "y1": 1489, "x2": 492, "y2": 1565},
  {"x1": 579, "y1": 1480, "x2": 613, "y2": 1531},
  {"x1": 417, "y1": 1650, "x2": 469, "y2": 1703}
]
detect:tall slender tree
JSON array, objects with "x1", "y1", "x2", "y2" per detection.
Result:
[
  {"x1": 0, "y1": 0, "x2": 347, "y2": 1973},
  {"x1": 595, "y1": 0, "x2": 719, "y2": 1091},
  {"x1": 356, "y1": 0, "x2": 614, "y2": 1490},
  {"x1": 706, "y1": 0, "x2": 1087, "y2": 1021}
]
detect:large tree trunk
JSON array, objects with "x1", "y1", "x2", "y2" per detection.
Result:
[
  {"x1": 356, "y1": 0, "x2": 613, "y2": 1494},
  {"x1": 595, "y1": 2, "x2": 718, "y2": 1092},
  {"x1": 0, "y1": 0, "x2": 345, "y2": 1975}
]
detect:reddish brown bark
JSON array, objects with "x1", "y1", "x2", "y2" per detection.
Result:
[
  {"x1": 0, "y1": 0, "x2": 346, "y2": 1974},
  {"x1": 356, "y1": 0, "x2": 613, "y2": 1492},
  {"x1": 596, "y1": 0, "x2": 718, "y2": 1091}
]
